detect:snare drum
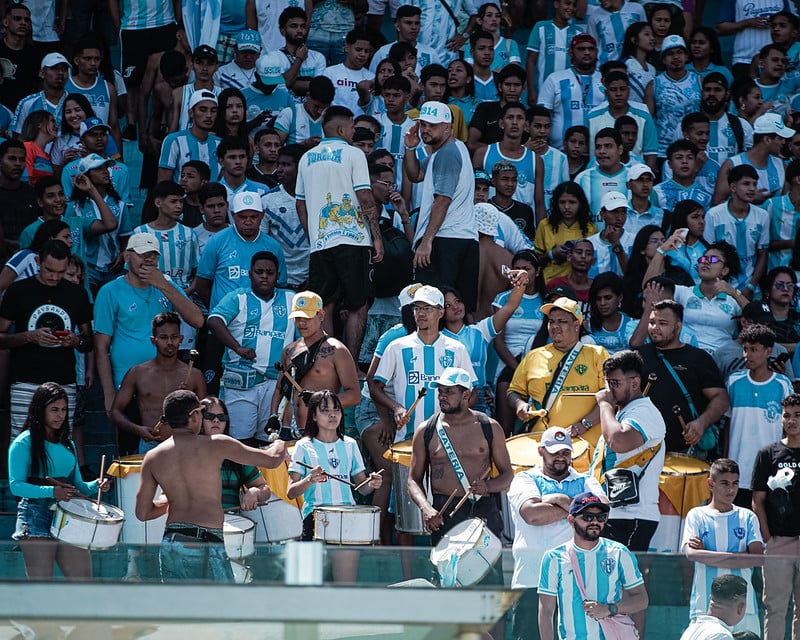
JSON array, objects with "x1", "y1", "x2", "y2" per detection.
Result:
[
  {"x1": 107, "y1": 455, "x2": 167, "y2": 544},
  {"x1": 223, "y1": 514, "x2": 256, "y2": 560},
  {"x1": 313, "y1": 505, "x2": 381, "y2": 545},
  {"x1": 505, "y1": 434, "x2": 591, "y2": 474},
  {"x1": 649, "y1": 453, "x2": 710, "y2": 552},
  {"x1": 50, "y1": 499, "x2": 124, "y2": 550},
  {"x1": 251, "y1": 497, "x2": 303, "y2": 543},
  {"x1": 430, "y1": 518, "x2": 501, "y2": 587}
]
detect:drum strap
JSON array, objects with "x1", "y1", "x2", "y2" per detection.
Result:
[
  {"x1": 591, "y1": 438, "x2": 662, "y2": 486},
  {"x1": 657, "y1": 352, "x2": 698, "y2": 419},
  {"x1": 544, "y1": 343, "x2": 583, "y2": 413}
]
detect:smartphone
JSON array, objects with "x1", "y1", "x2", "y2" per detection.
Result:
[
  {"x1": 563, "y1": 240, "x2": 576, "y2": 252},
  {"x1": 774, "y1": 352, "x2": 790, "y2": 366},
  {"x1": 501, "y1": 265, "x2": 514, "y2": 279},
  {"x1": 53, "y1": 330, "x2": 70, "y2": 337}
]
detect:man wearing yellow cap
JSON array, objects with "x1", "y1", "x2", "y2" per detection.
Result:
[{"x1": 507, "y1": 297, "x2": 609, "y2": 457}]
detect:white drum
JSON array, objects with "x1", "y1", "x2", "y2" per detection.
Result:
[
  {"x1": 230, "y1": 560, "x2": 253, "y2": 584},
  {"x1": 50, "y1": 499, "x2": 124, "y2": 550},
  {"x1": 430, "y1": 518, "x2": 501, "y2": 587},
  {"x1": 111, "y1": 455, "x2": 166, "y2": 544},
  {"x1": 251, "y1": 498, "x2": 303, "y2": 543},
  {"x1": 223, "y1": 514, "x2": 256, "y2": 560},
  {"x1": 313, "y1": 505, "x2": 380, "y2": 545}
]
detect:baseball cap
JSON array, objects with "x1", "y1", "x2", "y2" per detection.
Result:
[
  {"x1": 627, "y1": 163, "x2": 654, "y2": 181},
  {"x1": 126, "y1": 233, "x2": 161, "y2": 255},
  {"x1": 79, "y1": 116, "x2": 111, "y2": 137},
  {"x1": 399, "y1": 283, "x2": 423, "y2": 307},
  {"x1": 569, "y1": 491, "x2": 610, "y2": 516},
  {"x1": 474, "y1": 202, "x2": 499, "y2": 236},
  {"x1": 431, "y1": 367, "x2": 472, "y2": 389},
  {"x1": 41, "y1": 52, "x2": 69, "y2": 69},
  {"x1": 703, "y1": 72, "x2": 729, "y2": 90},
  {"x1": 353, "y1": 127, "x2": 375, "y2": 143},
  {"x1": 547, "y1": 284, "x2": 579, "y2": 301},
  {"x1": 600, "y1": 191, "x2": 628, "y2": 211},
  {"x1": 474, "y1": 170, "x2": 491, "y2": 183},
  {"x1": 77, "y1": 153, "x2": 114, "y2": 174},
  {"x1": 570, "y1": 33, "x2": 596, "y2": 49},
  {"x1": 289, "y1": 291, "x2": 323, "y2": 319},
  {"x1": 412, "y1": 285, "x2": 444, "y2": 307},
  {"x1": 541, "y1": 296, "x2": 583, "y2": 323},
  {"x1": 256, "y1": 52, "x2": 284, "y2": 86},
  {"x1": 230, "y1": 191, "x2": 263, "y2": 214},
  {"x1": 236, "y1": 30, "x2": 261, "y2": 52},
  {"x1": 418, "y1": 101, "x2": 452, "y2": 125},
  {"x1": 734, "y1": 301, "x2": 771, "y2": 321},
  {"x1": 754, "y1": 112, "x2": 796, "y2": 138},
  {"x1": 192, "y1": 44, "x2": 218, "y2": 62},
  {"x1": 188, "y1": 90, "x2": 218, "y2": 110},
  {"x1": 540, "y1": 426, "x2": 573, "y2": 453},
  {"x1": 661, "y1": 35, "x2": 687, "y2": 55}
]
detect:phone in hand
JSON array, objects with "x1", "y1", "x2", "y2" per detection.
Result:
[
  {"x1": 501, "y1": 265, "x2": 514, "y2": 279},
  {"x1": 53, "y1": 330, "x2": 70, "y2": 337},
  {"x1": 774, "y1": 352, "x2": 791, "y2": 366}
]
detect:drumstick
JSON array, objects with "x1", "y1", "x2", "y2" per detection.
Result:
[
  {"x1": 673, "y1": 405, "x2": 690, "y2": 436},
  {"x1": 353, "y1": 468, "x2": 384, "y2": 492},
  {"x1": 96, "y1": 454, "x2": 106, "y2": 507},
  {"x1": 436, "y1": 487, "x2": 459, "y2": 518},
  {"x1": 404, "y1": 387, "x2": 427, "y2": 419},
  {"x1": 181, "y1": 349, "x2": 200, "y2": 388},
  {"x1": 643, "y1": 373, "x2": 657, "y2": 396},
  {"x1": 527, "y1": 406, "x2": 548, "y2": 419},
  {"x1": 227, "y1": 501, "x2": 272, "y2": 512},
  {"x1": 449, "y1": 468, "x2": 492, "y2": 518},
  {"x1": 295, "y1": 460, "x2": 356, "y2": 488},
  {"x1": 274, "y1": 362, "x2": 303, "y2": 393}
]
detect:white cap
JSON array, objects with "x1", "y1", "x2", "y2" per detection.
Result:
[
  {"x1": 188, "y1": 89, "x2": 218, "y2": 110},
  {"x1": 661, "y1": 35, "x2": 687, "y2": 54},
  {"x1": 399, "y1": 283, "x2": 423, "y2": 307},
  {"x1": 41, "y1": 52, "x2": 69, "y2": 69},
  {"x1": 474, "y1": 202, "x2": 499, "y2": 236},
  {"x1": 418, "y1": 101, "x2": 452, "y2": 124},
  {"x1": 412, "y1": 285, "x2": 444, "y2": 307},
  {"x1": 431, "y1": 367, "x2": 472, "y2": 389},
  {"x1": 627, "y1": 163, "x2": 654, "y2": 181},
  {"x1": 77, "y1": 153, "x2": 114, "y2": 174},
  {"x1": 230, "y1": 191, "x2": 263, "y2": 214},
  {"x1": 256, "y1": 52, "x2": 284, "y2": 85},
  {"x1": 126, "y1": 233, "x2": 161, "y2": 255},
  {"x1": 600, "y1": 191, "x2": 628, "y2": 211},
  {"x1": 754, "y1": 113, "x2": 796, "y2": 138}
]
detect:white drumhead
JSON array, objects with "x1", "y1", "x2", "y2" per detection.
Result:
[
  {"x1": 224, "y1": 514, "x2": 256, "y2": 533},
  {"x1": 58, "y1": 499, "x2": 124, "y2": 523},
  {"x1": 430, "y1": 518, "x2": 485, "y2": 564}
]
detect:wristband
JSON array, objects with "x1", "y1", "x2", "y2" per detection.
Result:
[
  {"x1": 656, "y1": 246, "x2": 666, "y2": 255},
  {"x1": 404, "y1": 145, "x2": 418, "y2": 152}
]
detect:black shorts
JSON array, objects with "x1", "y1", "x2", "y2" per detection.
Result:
[
  {"x1": 414, "y1": 237, "x2": 479, "y2": 313},
  {"x1": 604, "y1": 518, "x2": 658, "y2": 552},
  {"x1": 121, "y1": 23, "x2": 178, "y2": 86},
  {"x1": 309, "y1": 245, "x2": 372, "y2": 311}
]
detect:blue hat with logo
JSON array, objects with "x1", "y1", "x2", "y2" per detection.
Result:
[
  {"x1": 569, "y1": 492, "x2": 610, "y2": 516},
  {"x1": 236, "y1": 30, "x2": 261, "y2": 52},
  {"x1": 431, "y1": 367, "x2": 472, "y2": 389}
]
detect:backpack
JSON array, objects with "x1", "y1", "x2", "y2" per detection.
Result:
[{"x1": 372, "y1": 217, "x2": 413, "y2": 297}]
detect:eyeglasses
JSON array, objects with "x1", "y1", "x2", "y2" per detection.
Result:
[
  {"x1": 373, "y1": 178, "x2": 394, "y2": 187},
  {"x1": 649, "y1": 237, "x2": 665, "y2": 244},
  {"x1": 698, "y1": 255, "x2": 724, "y2": 265},
  {"x1": 413, "y1": 304, "x2": 437, "y2": 314},
  {"x1": 605, "y1": 376, "x2": 638, "y2": 388},
  {"x1": 579, "y1": 512, "x2": 608, "y2": 523},
  {"x1": 774, "y1": 281, "x2": 796, "y2": 291},
  {"x1": 203, "y1": 412, "x2": 229, "y2": 422}
]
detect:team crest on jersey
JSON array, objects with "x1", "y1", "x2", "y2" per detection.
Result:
[
  {"x1": 129, "y1": 303, "x2": 137, "y2": 312},
  {"x1": 275, "y1": 305, "x2": 287, "y2": 318},
  {"x1": 158, "y1": 296, "x2": 169, "y2": 309},
  {"x1": 751, "y1": 229, "x2": 761, "y2": 243},
  {"x1": 329, "y1": 456, "x2": 339, "y2": 469},
  {"x1": 601, "y1": 557, "x2": 616, "y2": 575},
  {"x1": 575, "y1": 364, "x2": 587, "y2": 375},
  {"x1": 174, "y1": 239, "x2": 186, "y2": 251},
  {"x1": 439, "y1": 354, "x2": 454, "y2": 367},
  {"x1": 765, "y1": 401, "x2": 782, "y2": 422},
  {"x1": 733, "y1": 527, "x2": 745, "y2": 540}
]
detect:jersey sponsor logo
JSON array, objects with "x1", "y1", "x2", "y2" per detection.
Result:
[
  {"x1": 407, "y1": 371, "x2": 439, "y2": 385},
  {"x1": 600, "y1": 556, "x2": 617, "y2": 575},
  {"x1": 243, "y1": 326, "x2": 286, "y2": 339},
  {"x1": 335, "y1": 78, "x2": 358, "y2": 90},
  {"x1": 228, "y1": 266, "x2": 249, "y2": 279},
  {"x1": 570, "y1": 100, "x2": 582, "y2": 110}
]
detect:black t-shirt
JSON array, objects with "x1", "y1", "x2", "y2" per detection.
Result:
[
  {"x1": 180, "y1": 201, "x2": 204, "y2": 228},
  {"x1": 752, "y1": 441, "x2": 800, "y2": 537},
  {"x1": 0, "y1": 183, "x2": 37, "y2": 245},
  {"x1": 245, "y1": 166, "x2": 279, "y2": 189},
  {"x1": 0, "y1": 41, "x2": 41, "y2": 112},
  {"x1": 635, "y1": 343, "x2": 725, "y2": 452},
  {"x1": 469, "y1": 101, "x2": 504, "y2": 145},
  {"x1": 0, "y1": 277, "x2": 92, "y2": 384},
  {"x1": 491, "y1": 198, "x2": 535, "y2": 239},
  {"x1": 766, "y1": 310, "x2": 800, "y2": 346}
]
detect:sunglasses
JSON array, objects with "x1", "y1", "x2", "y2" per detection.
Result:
[
  {"x1": 698, "y1": 255, "x2": 724, "y2": 265},
  {"x1": 579, "y1": 512, "x2": 608, "y2": 523},
  {"x1": 203, "y1": 411, "x2": 229, "y2": 422},
  {"x1": 774, "y1": 281, "x2": 796, "y2": 291}
]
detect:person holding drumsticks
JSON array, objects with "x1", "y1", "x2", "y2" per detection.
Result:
[{"x1": 8, "y1": 382, "x2": 111, "y2": 579}]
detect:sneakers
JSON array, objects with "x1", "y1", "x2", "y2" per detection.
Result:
[{"x1": 122, "y1": 124, "x2": 136, "y2": 141}]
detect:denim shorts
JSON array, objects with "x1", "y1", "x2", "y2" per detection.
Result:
[
  {"x1": 13, "y1": 499, "x2": 55, "y2": 540},
  {"x1": 160, "y1": 531, "x2": 233, "y2": 582}
]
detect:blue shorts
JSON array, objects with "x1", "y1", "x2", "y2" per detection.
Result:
[
  {"x1": 160, "y1": 526, "x2": 233, "y2": 582},
  {"x1": 354, "y1": 392, "x2": 382, "y2": 436},
  {"x1": 13, "y1": 499, "x2": 54, "y2": 540}
]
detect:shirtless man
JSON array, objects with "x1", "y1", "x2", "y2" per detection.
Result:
[
  {"x1": 475, "y1": 201, "x2": 513, "y2": 319},
  {"x1": 271, "y1": 291, "x2": 361, "y2": 430},
  {"x1": 110, "y1": 312, "x2": 206, "y2": 453},
  {"x1": 407, "y1": 367, "x2": 514, "y2": 545},
  {"x1": 135, "y1": 389, "x2": 288, "y2": 582},
  {"x1": 139, "y1": 49, "x2": 190, "y2": 158}
]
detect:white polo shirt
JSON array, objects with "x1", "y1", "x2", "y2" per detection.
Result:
[{"x1": 673, "y1": 285, "x2": 741, "y2": 354}]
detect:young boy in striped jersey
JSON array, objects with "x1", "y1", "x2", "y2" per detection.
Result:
[{"x1": 682, "y1": 458, "x2": 765, "y2": 636}]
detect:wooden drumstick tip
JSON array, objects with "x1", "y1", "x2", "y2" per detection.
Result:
[
  {"x1": 436, "y1": 487, "x2": 459, "y2": 518},
  {"x1": 404, "y1": 387, "x2": 428, "y2": 417},
  {"x1": 643, "y1": 373, "x2": 657, "y2": 396},
  {"x1": 527, "y1": 406, "x2": 548, "y2": 419}
]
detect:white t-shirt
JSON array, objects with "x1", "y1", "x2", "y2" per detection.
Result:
[
  {"x1": 323, "y1": 64, "x2": 371, "y2": 115},
  {"x1": 679, "y1": 615, "x2": 734, "y2": 640}
]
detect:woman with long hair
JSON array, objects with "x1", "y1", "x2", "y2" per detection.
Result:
[
  {"x1": 8, "y1": 382, "x2": 109, "y2": 578},
  {"x1": 588, "y1": 273, "x2": 638, "y2": 354},
  {"x1": 564, "y1": 126, "x2": 590, "y2": 179},
  {"x1": 687, "y1": 27, "x2": 733, "y2": 84},
  {"x1": 759, "y1": 267, "x2": 800, "y2": 354},
  {"x1": 363, "y1": 58, "x2": 402, "y2": 118},
  {"x1": 658, "y1": 199, "x2": 709, "y2": 283},
  {"x1": 50, "y1": 94, "x2": 120, "y2": 171},
  {"x1": 463, "y1": 2, "x2": 522, "y2": 71},
  {"x1": 447, "y1": 59, "x2": 480, "y2": 124},
  {"x1": 621, "y1": 22, "x2": 657, "y2": 109},
  {"x1": 622, "y1": 224, "x2": 667, "y2": 317},
  {"x1": 213, "y1": 88, "x2": 249, "y2": 140},
  {"x1": 733, "y1": 80, "x2": 767, "y2": 125},
  {"x1": 647, "y1": 4, "x2": 681, "y2": 69},
  {"x1": 534, "y1": 181, "x2": 596, "y2": 282},
  {"x1": 21, "y1": 110, "x2": 58, "y2": 186}
]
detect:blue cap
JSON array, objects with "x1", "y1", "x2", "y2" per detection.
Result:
[
  {"x1": 79, "y1": 116, "x2": 110, "y2": 137},
  {"x1": 569, "y1": 492, "x2": 610, "y2": 516},
  {"x1": 431, "y1": 367, "x2": 472, "y2": 389},
  {"x1": 236, "y1": 30, "x2": 261, "y2": 52}
]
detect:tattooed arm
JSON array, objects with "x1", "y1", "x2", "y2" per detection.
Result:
[{"x1": 356, "y1": 188, "x2": 384, "y2": 263}]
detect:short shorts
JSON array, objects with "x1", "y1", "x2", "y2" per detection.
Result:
[{"x1": 309, "y1": 245, "x2": 372, "y2": 311}]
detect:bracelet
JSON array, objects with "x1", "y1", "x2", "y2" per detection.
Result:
[
  {"x1": 656, "y1": 246, "x2": 666, "y2": 255},
  {"x1": 404, "y1": 145, "x2": 418, "y2": 152}
]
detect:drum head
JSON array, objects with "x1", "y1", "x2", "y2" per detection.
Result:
[
  {"x1": 224, "y1": 514, "x2": 256, "y2": 533},
  {"x1": 59, "y1": 499, "x2": 124, "y2": 522},
  {"x1": 430, "y1": 518, "x2": 486, "y2": 564},
  {"x1": 506, "y1": 434, "x2": 589, "y2": 473},
  {"x1": 662, "y1": 453, "x2": 710, "y2": 476}
]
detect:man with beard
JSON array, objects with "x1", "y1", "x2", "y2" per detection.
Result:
[
  {"x1": 508, "y1": 426, "x2": 606, "y2": 640},
  {"x1": 537, "y1": 34, "x2": 604, "y2": 151},
  {"x1": 11, "y1": 53, "x2": 70, "y2": 134},
  {"x1": 635, "y1": 299, "x2": 729, "y2": 455},
  {"x1": 0, "y1": 139, "x2": 36, "y2": 258},
  {"x1": 407, "y1": 366, "x2": 513, "y2": 545},
  {"x1": 110, "y1": 312, "x2": 207, "y2": 453},
  {"x1": 538, "y1": 491, "x2": 648, "y2": 640},
  {"x1": 158, "y1": 91, "x2": 222, "y2": 183},
  {"x1": 272, "y1": 8, "x2": 327, "y2": 100},
  {"x1": 590, "y1": 349, "x2": 665, "y2": 551},
  {"x1": 699, "y1": 73, "x2": 752, "y2": 166}
]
